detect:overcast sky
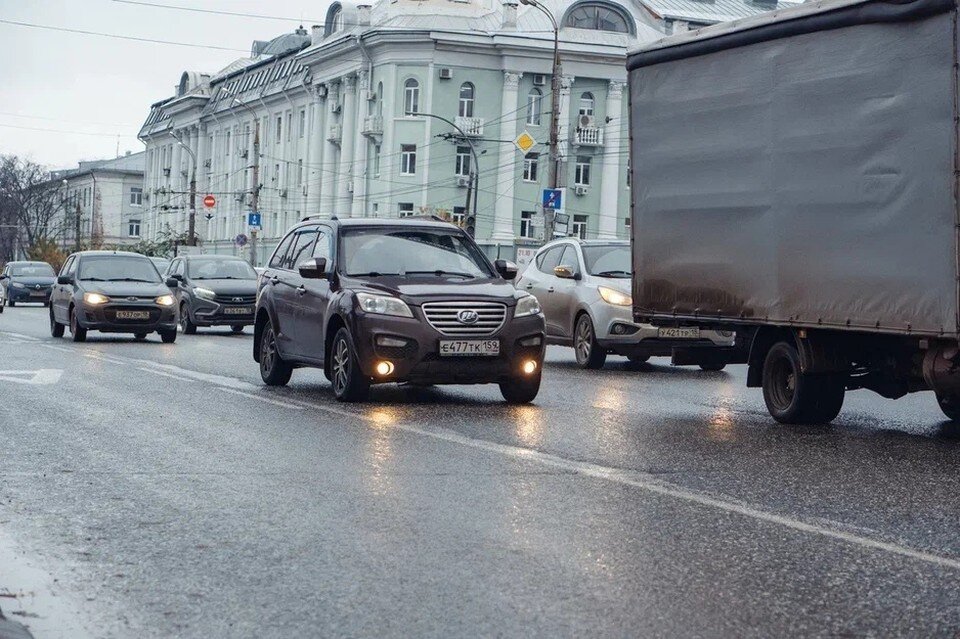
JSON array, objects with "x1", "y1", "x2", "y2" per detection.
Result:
[{"x1": 0, "y1": 0, "x2": 325, "y2": 169}]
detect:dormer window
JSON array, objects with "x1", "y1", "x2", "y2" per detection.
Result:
[{"x1": 564, "y1": 1, "x2": 634, "y2": 34}]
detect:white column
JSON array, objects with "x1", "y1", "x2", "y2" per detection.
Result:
[
  {"x1": 171, "y1": 136, "x2": 184, "y2": 231},
  {"x1": 557, "y1": 75, "x2": 575, "y2": 166},
  {"x1": 492, "y1": 71, "x2": 523, "y2": 242},
  {"x1": 319, "y1": 82, "x2": 339, "y2": 218},
  {"x1": 598, "y1": 81, "x2": 625, "y2": 240},
  {"x1": 196, "y1": 124, "x2": 208, "y2": 198},
  {"x1": 351, "y1": 71, "x2": 370, "y2": 218},
  {"x1": 336, "y1": 75, "x2": 357, "y2": 216}
]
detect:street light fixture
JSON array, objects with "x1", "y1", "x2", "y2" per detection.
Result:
[
  {"x1": 418, "y1": 112, "x2": 480, "y2": 236},
  {"x1": 519, "y1": 0, "x2": 562, "y2": 240},
  {"x1": 172, "y1": 132, "x2": 198, "y2": 247}
]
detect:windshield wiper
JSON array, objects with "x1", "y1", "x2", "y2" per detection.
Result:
[
  {"x1": 403, "y1": 270, "x2": 476, "y2": 278},
  {"x1": 594, "y1": 270, "x2": 632, "y2": 278},
  {"x1": 348, "y1": 271, "x2": 396, "y2": 277},
  {"x1": 80, "y1": 277, "x2": 107, "y2": 281},
  {"x1": 107, "y1": 278, "x2": 154, "y2": 282}
]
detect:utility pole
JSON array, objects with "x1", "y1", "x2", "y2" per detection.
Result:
[
  {"x1": 75, "y1": 199, "x2": 82, "y2": 252},
  {"x1": 249, "y1": 117, "x2": 261, "y2": 267},
  {"x1": 419, "y1": 113, "x2": 480, "y2": 236},
  {"x1": 174, "y1": 131, "x2": 199, "y2": 246},
  {"x1": 520, "y1": 0, "x2": 561, "y2": 241}
]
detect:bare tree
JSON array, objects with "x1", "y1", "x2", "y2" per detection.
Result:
[{"x1": 0, "y1": 154, "x2": 68, "y2": 264}]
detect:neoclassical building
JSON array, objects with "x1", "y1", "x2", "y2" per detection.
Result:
[{"x1": 138, "y1": 0, "x2": 786, "y2": 262}]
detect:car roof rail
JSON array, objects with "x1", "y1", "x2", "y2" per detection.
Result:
[
  {"x1": 299, "y1": 214, "x2": 329, "y2": 222},
  {"x1": 407, "y1": 214, "x2": 448, "y2": 223}
]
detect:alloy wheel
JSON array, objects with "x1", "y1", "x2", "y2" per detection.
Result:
[
  {"x1": 260, "y1": 326, "x2": 276, "y2": 375},
  {"x1": 332, "y1": 337, "x2": 350, "y2": 396},
  {"x1": 575, "y1": 317, "x2": 592, "y2": 364}
]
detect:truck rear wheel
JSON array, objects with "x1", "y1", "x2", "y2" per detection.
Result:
[
  {"x1": 936, "y1": 394, "x2": 960, "y2": 421},
  {"x1": 762, "y1": 341, "x2": 845, "y2": 424}
]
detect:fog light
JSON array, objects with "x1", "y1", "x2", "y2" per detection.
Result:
[
  {"x1": 521, "y1": 360, "x2": 538, "y2": 375},
  {"x1": 375, "y1": 361, "x2": 394, "y2": 376}
]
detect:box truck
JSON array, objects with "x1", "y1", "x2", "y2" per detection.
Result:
[{"x1": 627, "y1": 0, "x2": 960, "y2": 423}]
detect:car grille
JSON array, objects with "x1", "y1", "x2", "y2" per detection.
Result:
[
  {"x1": 421, "y1": 301, "x2": 507, "y2": 336},
  {"x1": 214, "y1": 294, "x2": 256, "y2": 304}
]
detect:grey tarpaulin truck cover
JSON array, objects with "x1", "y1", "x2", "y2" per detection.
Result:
[{"x1": 626, "y1": 0, "x2": 959, "y2": 338}]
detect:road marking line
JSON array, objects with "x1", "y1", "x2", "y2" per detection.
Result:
[
  {"x1": 135, "y1": 366, "x2": 186, "y2": 382},
  {"x1": 0, "y1": 369, "x2": 63, "y2": 385},
  {"x1": 0, "y1": 331, "x2": 40, "y2": 342},
  {"x1": 216, "y1": 387, "x2": 305, "y2": 410}
]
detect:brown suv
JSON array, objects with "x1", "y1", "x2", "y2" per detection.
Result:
[{"x1": 253, "y1": 217, "x2": 546, "y2": 402}]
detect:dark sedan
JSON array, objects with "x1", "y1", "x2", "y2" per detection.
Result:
[
  {"x1": 50, "y1": 251, "x2": 179, "y2": 343},
  {"x1": 0, "y1": 261, "x2": 56, "y2": 308},
  {"x1": 166, "y1": 255, "x2": 258, "y2": 334}
]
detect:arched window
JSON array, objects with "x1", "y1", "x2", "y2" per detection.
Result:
[
  {"x1": 376, "y1": 81, "x2": 384, "y2": 116},
  {"x1": 403, "y1": 78, "x2": 420, "y2": 116},
  {"x1": 564, "y1": 2, "x2": 633, "y2": 34},
  {"x1": 331, "y1": 7, "x2": 343, "y2": 31},
  {"x1": 458, "y1": 82, "x2": 475, "y2": 118},
  {"x1": 527, "y1": 88, "x2": 542, "y2": 126},
  {"x1": 579, "y1": 92, "x2": 595, "y2": 117}
]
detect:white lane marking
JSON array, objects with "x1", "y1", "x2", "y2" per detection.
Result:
[
  {"x1": 135, "y1": 366, "x2": 186, "y2": 383},
  {"x1": 129, "y1": 358, "x2": 260, "y2": 391},
  {"x1": 216, "y1": 388, "x2": 304, "y2": 410},
  {"x1": 0, "y1": 369, "x2": 63, "y2": 385},
  {"x1": 0, "y1": 331, "x2": 40, "y2": 342}
]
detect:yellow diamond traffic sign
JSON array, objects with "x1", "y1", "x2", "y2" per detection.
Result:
[{"x1": 514, "y1": 131, "x2": 537, "y2": 154}]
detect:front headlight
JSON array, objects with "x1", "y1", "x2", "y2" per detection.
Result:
[
  {"x1": 193, "y1": 286, "x2": 216, "y2": 300},
  {"x1": 83, "y1": 292, "x2": 109, "y2": 305},
  {"x1": 156, "y1": 294, "x2": 175, "y2": 307},
  {"x1": 11, "y1": 282, "x2": 25, "y2": 289},
  {"x1": 598, "y1": 286, "x2": 632, "y2": 306},
  {"x1": 514, "y1": 292, "x2": 542, "y2": 318},
  {"x1": 355, "y1": 292, "x2": 413, "y2": 318}
]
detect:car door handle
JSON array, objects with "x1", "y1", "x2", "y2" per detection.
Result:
[
  {"x1": 270, "y1": 276, "x2": 279, "y2": 285},
  {"x1": 525, "y1": 283, "x2": 533, "y2": 290},
  {"x1": 547, "y1": 287, "x2": 555, "y2": 293},
  {"x1": 296, "y1": 285, "x2": 306, "y2": 296}
]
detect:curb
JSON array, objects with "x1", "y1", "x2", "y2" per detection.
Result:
[{"x1": 0, "y1": 606, "x2": 35, "y2": 639}]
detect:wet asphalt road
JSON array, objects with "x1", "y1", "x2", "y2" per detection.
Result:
[{"x1": 1, "y1": 306, "x2": 960, "y2": 638}]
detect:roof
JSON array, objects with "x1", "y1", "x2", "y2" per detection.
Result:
[
  {"x1": 298, "y1": 216, "x2": 461, "y2": 230},
  {"x1": 53, "y1": 152, "x2": 145, "y2": 180},
  {"x1": 72, "y1": 250, "x2": 151, "y2": 258},
  {"x1": 641, "y1": 0, "x2": 801, "y2": 24}
]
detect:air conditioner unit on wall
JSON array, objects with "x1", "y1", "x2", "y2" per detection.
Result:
[
  {"x1": 279, "y1": 188, "x2": 288, "y2": 198},
  {"x1": 455, "y1": 176, "x2": 470, "y2": 188},
  {"x1": 203, "y1": 159, "x2": 212, "y2": 168},
  {"x1": 438, "y1": 68, "x2": 453, "y2": 80},
  {"x1": 239, "y1": 149, "x2": 249, "y2": 159},
  {"x1": 366, "y1": 90, "x2": 377, "y2": 101},
  {"x1": 330, "y1": 101, "x2": 342, "y2": 114},
  {"x1": 575, "y1": 185, "x2": 589, "y2": 196},
  {"x1": 533, "y1": 74, "x2": 546, "y2": 86},
  {"x1": 579, "y1": 114, "x2": 595, "y2": 128},
  {"x1": 346, "y1": 181, "x2": 354, "y2": 193}
]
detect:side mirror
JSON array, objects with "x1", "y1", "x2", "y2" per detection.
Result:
[
  {"x1": 165, "y1": 277, "x2": 180, "y2": 288},
  {"x1": 298, "y1": 257, "x2": 328, "y2": 279},
  {"x1": 554, "y1": 265, "x2": 578, "y2": 280},
  {"x1": 171, "y1": 273, "x2": 184, "y2": 282},
  {"x1": 495, "y1": 259, "x2": 518, "y2": 280},
  {"x1": 57, "y1": 274, "x2": 73, "y2": 285},
  {"x1": 0, "y1": 274, "x2": 7, "y2": 280}
]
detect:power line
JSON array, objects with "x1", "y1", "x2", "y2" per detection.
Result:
[
  {"x1": 0, "y1": 19, "x2": 249, "y2": 52},
  {"x1": 0, "y1": 123, "x2": 140, "y2": 138},
  {"x1": 0, "y1": 112, "x2": 141, "y2": 129},
  {"x1": 111, "y1": 0, "x2": 323, "y2": 23}
]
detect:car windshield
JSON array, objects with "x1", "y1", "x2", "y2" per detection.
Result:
[
  {"x1": 187, "y1": 258, "x2": 257, "y2": 280},
  {"x1": 341, "y1": 227, "x2": 493, "y2": 278},
  {"x1": 582, "y1": 245, "x2": 632, "y2": 277},
  {"x1": 78, "y1": 256, "x2": 162, "y2": 282},
  {"x1": 10, "y1": 263, "x2": 55, "y2": 277}
]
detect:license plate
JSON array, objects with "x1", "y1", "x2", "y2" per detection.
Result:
[
  {"x1": 439, "y1": 339, "x2": 500, "y2": 356},
  {"x1": 116, "y1": 310, "x2": 150, "y2": 320},
  {"x1": 658, "y1": 327, "x2": 700, "y2": 339},
  {"x1": 30, "y1": 292, "x2": 46, "y2": 297},
  {"x1": 224, "y1": 306, "x2": 253, "y2": 315}
]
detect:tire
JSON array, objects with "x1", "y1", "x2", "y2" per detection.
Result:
[
  {"x1": 8, "y1": 299, "x2": 15, "y2": 308},
  {"x1": 134, "y1": 332, "x2": 147, "y2": 341},
  {"x1": 231, "y1": 325, "x2": 245, "y2": 334},
  {"x1": 69, "y1": 306, "x2": 87, "y2": 343},
  {"x1": 761, "y1": 341, "x2": 845, "y2": 424},
  {"x1": 49, "y1": 308, "x2": 64, "y2": 337},
  {"x1": 574, "y1": 314, "x2": 607, "y2": 369},
  {"x1": 500, "y1": 372, "x2": 542, "y2": 404},
  {"x1": 259, "y1": 321, "x2": 293, "y2": 386},
  {"x1": 179, "y1": 303, "x2": 197, "y2": 335},
  {"x1": 159, "y1": 330, "x2": 177, "y2": 344},
  {"x1": 699, "y1": 362, "x2": 727, "y2": 372},
  {"x1": 936, "y1": 394, "x2": 960, "y2": 421},
  {"x1": 330, "y1": 328, "x2": 369, "y2": 402}
]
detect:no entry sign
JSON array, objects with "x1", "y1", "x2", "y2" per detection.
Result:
[{"x1": 203, "y1": 195, "x2": 216, "y2": 208}]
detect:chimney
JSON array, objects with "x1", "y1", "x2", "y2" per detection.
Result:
[
  {"x1": 358, "y1": 4, "x2": 372, "y2": 26},
  {"x1": 502, "y1": 0, "x2": 518, "y2": 29},
  {"x1": 311, "y1": 24, "x2": 323, "y2": 44}
]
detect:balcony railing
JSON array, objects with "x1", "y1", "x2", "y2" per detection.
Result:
[
  {"x1": 454, "y1": 116, "x2": 484, "y2": 137},
  {"x1": 361, "y1": 115, "x2": 383, "y2": 136},
  {"x1": 327, "y1": 123, "x2": 342, "y2": 144},
  {"x1": 575, "y1": 126, "x2": 604, "y2": 146}
]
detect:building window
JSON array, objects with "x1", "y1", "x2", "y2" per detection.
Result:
[
  {"x1": 572, "y1": 214, "x2": 588, "y2": 239},
  {"x1": 373, "y1": 144, "x2": 381, "y2": 177},
  {"x1": 403, "y1": 79, "x2": 420, "y2": 116},
  {"x1": 527, "y1": 89, "x2": 542, "y2": 126},
  {"x1": 273, "y1": 164, "x2": 280, "y2": 183},
  {"x1": 520, "y1": 210, "x2": 535, "y2": 238},
  {"x1": 458, "y1": 82, "x2": 475, "y2": 118},
  {"x1": 579, "y1": 92, "x2": 595, "y2": 117},
  {"x1": 624, "y1": 216, "x2": 631, "y2": 232},
  {"x1": 225, "y1": 130, "x2": 231, "y2": 155},
  {"x1": 130, "y1": 187, "x2": 143, "y2": 206},
  {"x1": 286, "y1": 112, "x2": 293, "y2": 142},
  {"x1": 400, "y1": 144, "x2": 417, "y2": 175},
  {"x1": 564, "y1": 2, "x2": 634, "y2": 34},
  {"x1": 452, "y1": 206, "x2": 466, "y2": 226},
  {"x1": 275, "y1": 116, "x2": 282, "y2": 144},
  {"x1": 128, "y1": 219, "x2": 141, "y2": 237},
  {"x1": 626, "y1": 158, "x2": 631, "y2": 188},
  {"x1": 523, "y1": 153, "x2": 539, "y2": 182},
  {"x1": 575, "y1": 155, "x2": 592, "y2": 186},
  {"x1": 298, "y1": 109, "x2": 306, "y2": 138},
  {"x1": 297, "y1": 159, "x2": 303, "y2": 186},
  {"x1": 398, "y1": 202, "x2": 414, "y2": 217},
  {"x1": 455, "y1": 146, "x2": 471, "y2": 177}
]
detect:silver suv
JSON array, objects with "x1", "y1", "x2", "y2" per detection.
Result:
[{"x1": 516, "y1": 239, "x2": 735, "y2": 370}]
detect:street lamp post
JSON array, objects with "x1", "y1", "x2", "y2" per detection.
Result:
[
  {"x1": 419, "y1": 112, "x2": 480, "y2": 236},
  {"x1": 519, "y1": 0, "x2": 562, "y2": 241},
  {"x1": 174, "y1": 133, "x2": 198, "y2": 246},
  {"x1": 233, "y1": 98, "x2": 261, "y2": 267}
]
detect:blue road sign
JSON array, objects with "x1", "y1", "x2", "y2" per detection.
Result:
[
  {"x1": 542, "y1": 188, "x2": 563, "y2": 210},
  {"x1": 247, "y1": 212, "x2": 262, "y2": 228},
  {"x1": 235, "y1": 234, "x2": 248, "y2": 247}
]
